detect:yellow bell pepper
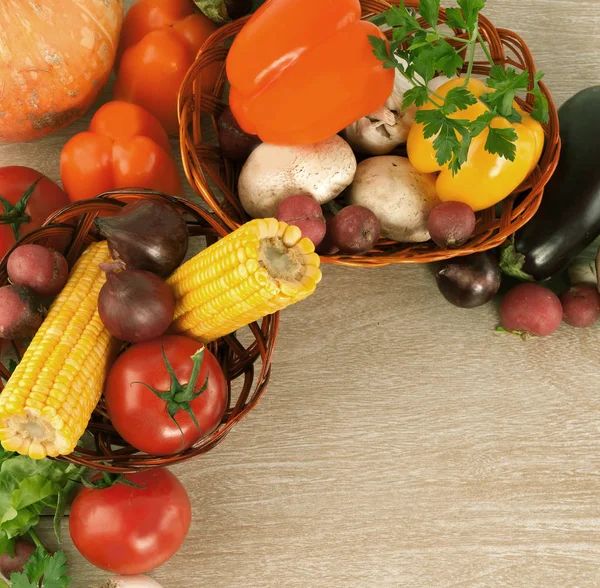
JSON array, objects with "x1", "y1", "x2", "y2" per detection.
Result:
[{"x1": 407, "y1": 78, "x2": 545, "y2": 211}]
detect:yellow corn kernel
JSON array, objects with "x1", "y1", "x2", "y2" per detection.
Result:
[
  {"x1": 0, "y1": 241, "x2": 118, "y2": 459},
  {"x1": 168, "y1": 219, "x2": 322, "y2": 343}
]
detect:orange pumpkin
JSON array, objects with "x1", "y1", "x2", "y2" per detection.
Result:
[{"x1": 0, "y1": 0, "x2": 124, "y2": 144}]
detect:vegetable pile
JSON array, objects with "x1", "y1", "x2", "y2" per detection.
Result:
[
  {"x1": 0, "y1": 0, "x2": 597, "y2": 584},
  {"x1": 223, "y1": 0, "x2": 551, "y2": 256},
  {"x1": 0, "y1": 0, "x2": 326, "y2": 571},
  {"x1": 0, "y1": 197, "x2": 321, "y2": 582},
  {"x1": 430, "y1": 85, "x2": 600, "y2": 339}
]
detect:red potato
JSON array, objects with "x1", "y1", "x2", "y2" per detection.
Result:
[
  {"x1": 427, "y1": 201, "x2": 476, "y2": 248},
  {"x1": 499, "y1": 283, "x2": 563, "y2": 337},
  {"x1": 329, "y1": 205, "x2": 381, "y2": 255},
  {"x1": 560, "y1": 283, "x2": 600, "y2": 327},
  {"x1": 0, "y1": 285, "x2": 44, "y2": 340},
  {"x1": 0, "y1": 540, "x2": 36, "y2": 577},
  {"x1": 316, "y1": 210, "x2": 339, "y2": 255},
  {"x1": 7, "y1": 244, "x2": 68, "y2": 298},
  {"x1": 276, "y1": 194, "x2": 326, "y2": 247}
]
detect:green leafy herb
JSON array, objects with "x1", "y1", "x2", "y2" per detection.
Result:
[
  {"x1": 402, "y1": 86, "x2": 430, "y2": 109},
  {"x1": 0, "y1": 447, "x2": 81, "y2": 556},
  {"x1": 369, "y1": 36, "x2": 397, "y2": 70},
  {"x1": 444, "y1": 7, "x2": 467, "y2": 29},
  {"x1": 418, "y1": 0, "x2": 440, "y2": 29},
  {"x1": 457, "y1": 0, "x2": 486, "y2": 32},
  {"x1": 368, "y1": 0, "x2": 549, "y2": 174},
  {"x1": 9, "y1": 547, "x2": 71, "y2": 588},
  {"x1": 485, "y1": 126, "x2": 519, "y2": 161},
  {"x1": 442, "y1": 86, "x2": 478, "y2": 114},
  {"x1": 481, "y1": 65, "x2": 530, "y2": 117},
  {"x1": 530, "y1": 71, "x2": 550, "y2": 123}
]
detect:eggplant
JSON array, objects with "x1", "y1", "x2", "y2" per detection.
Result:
[{"x1": 500, "y1": 86, "x2": 600, "y2": 281}]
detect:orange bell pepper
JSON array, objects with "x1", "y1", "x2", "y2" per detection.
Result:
[
  {"x1": 60, "y1": 101, "x2": 182, "y2": 202},
  {"x1": 226, "y1": 0, "x2": 394, "y2": 146},
  {"x1": 113, "y1": 0, "x2": 219, "y2": 135}
]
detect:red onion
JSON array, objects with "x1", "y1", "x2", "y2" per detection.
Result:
[
  {"x1": 94, "y1": 200, "x2": 189, "y2": 277},
  {"x1": 98, "y1": 266, "x2": 175, "y2": 343}
]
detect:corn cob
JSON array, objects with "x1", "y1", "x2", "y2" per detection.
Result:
[
  {"x1": 168, "y1": 218, "x2": 322, "y2": 342},
  {"x1": 0, "y1": 241, "x2": 118, "y2": 459}
]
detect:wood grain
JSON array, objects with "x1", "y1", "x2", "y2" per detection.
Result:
[{"x1": 2, "y1": 1, "x2": 600, "y2": 586}]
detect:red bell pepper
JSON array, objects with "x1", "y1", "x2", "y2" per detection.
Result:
[{"x1": 226, "y1": 0, "x2": 394, "y2": 146}]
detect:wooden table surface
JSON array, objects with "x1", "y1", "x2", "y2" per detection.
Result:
[{"x1": 2, "y1": 0, "x2": 600, "y2": 586}]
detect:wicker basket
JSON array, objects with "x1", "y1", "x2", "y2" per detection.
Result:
[
  {"x1": 0, "y1": 190, "x2": 278, "y2": 473},
  {"x1": 178, "y1": 0, "x2": 560, "y2": 267}
]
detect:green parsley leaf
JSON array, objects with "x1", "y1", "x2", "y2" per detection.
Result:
[
  {"x1": 368, "y1": 36, "x2": 396, "y2": 69},
  {"x1": 433, "y1": 40, "x2": 464, "y2": 78},
  {"x1": 457, "y1": 0, "x2": 486, "y2": 32},
  {"x1": 485, "y1": 126, "x2": 518, "y2": 161},
  {"x1": 469, "y1": 111, "x2": 495, "y2": 137},
  {"x1": 415, "y1": 108, "x2": 446, "y2": 139},
  {"x1": 418, "y1": 0, "x2": 440, "y2": 28},
  {"x1": 449, "y1": 132, "x2": 473, "y2": 175},
  {"x1": 409, "y1": 31, "x2": 430, "y2": 52},
  {"x1": 530, "y1": 71, "x2": 550, "y2": 123},
  {"x1": 444, "y1": 6, "x2": 467, "y2": 29},
  {"x1": 402, "y1": 86, "x2": 430, "y2": 109},
  {"x1": 411, "y1": 45, "x2": 437, "y2": 85},
  {"x1": 22, "y1": 547, "x2": 46, "y2": 582},
  {"x1": 385, "y1": 3, "x2": 420, "y2": 41},
  {"x1": 432, "y1": 118, "x2": 470, "y2": 168},
  {"x1": 9, "y1": 548, "x2": 71, "y2": 588},
  {"x1": 39, "y1": 550, "x2": 71, "y2": 588},
  {"x1": 415, "y1": 109, "x2": 471, "y2": 170},
  {"x1": 9, "y1": 574, "x2": 33, "y2": 588},
  {"x1": 483, "y1": 65, "x2": 530, "y2": 117},
  {"x1": 505, "y1": 108, "x2": 523, "y2": 124},
  {"x1": 442, "y1": 86, "x2": 477, "y2": 115}
]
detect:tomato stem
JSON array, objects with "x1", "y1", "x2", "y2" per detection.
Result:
[
  {"x1": 0, "y1": 178, "x2": 42, "y2": 241},
  {"x1": 132, "y1": 346, "x2": 209, "y2": 445}
]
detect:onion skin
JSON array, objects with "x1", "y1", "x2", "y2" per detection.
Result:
[
  {"x1": 98, "y1": 269, "x2": 175, "y2": 343},
  {"x1": 95, "y1": 200, "x2": 189, "y2": 277},
  {"x1": 436, "y1": 252, "x2": 501, "y2": 308}
]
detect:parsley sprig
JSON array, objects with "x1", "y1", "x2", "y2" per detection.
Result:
[
  {"x1": 8, "y1": 544, "x2": 71, "y2": 588},
  {"x1": 369, "y1": 0, "x2": 549, "y2": 174}
]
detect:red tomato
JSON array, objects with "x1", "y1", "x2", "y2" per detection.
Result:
[
  {"x1": 105, "y1": 335, "x2": 228, "y2": 455},
  {"x1": 0, "y1": 166, "x2": 70, "y2": 259},
  {"x1": 69, "y1": 468, "x2": 191, "y2": 575}
]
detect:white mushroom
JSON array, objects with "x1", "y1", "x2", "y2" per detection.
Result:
[
  {"x1": 347, "y1": 155, "x2": 440, "y2": 243},
  {"x1": 342, "y1": 67, "x2": 455, "y2": 156},
  {"x1": 237, "y1": 135, "x2": 357, "y2": 218}
]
